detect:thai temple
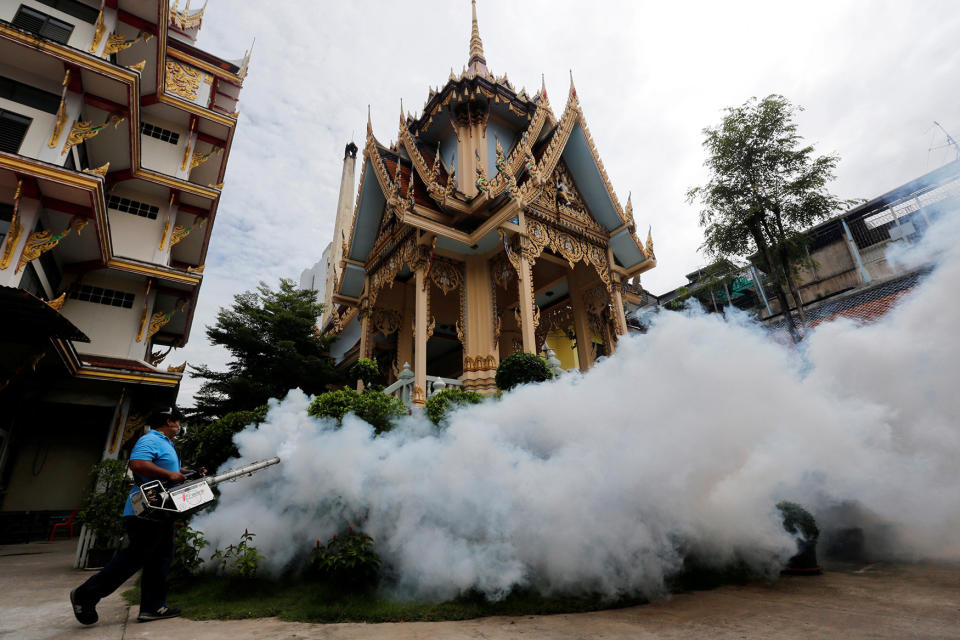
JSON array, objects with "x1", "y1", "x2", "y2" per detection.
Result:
[
  {"x1": 320, "y1": 1, "x2": 656, "y2": 402},
  {"x1": 0, "y1": 0, "x2": 247, "y2": 536}
]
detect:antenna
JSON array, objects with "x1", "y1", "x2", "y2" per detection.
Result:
[{"x1": 931, "y1": 121, "x2": 960, "y2": 161}]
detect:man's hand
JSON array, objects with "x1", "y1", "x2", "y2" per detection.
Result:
[{"x1": 168, "y1": 470, "x2": 186, "y2": 483}]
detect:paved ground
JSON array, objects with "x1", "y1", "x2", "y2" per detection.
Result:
[{"x1": 2, "y1": 541, "x2": 959, "y2": 639}]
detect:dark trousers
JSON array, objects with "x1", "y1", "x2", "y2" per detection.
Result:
[{"x1": 75, "y1": 516, "x2": 174, "y2": 612}]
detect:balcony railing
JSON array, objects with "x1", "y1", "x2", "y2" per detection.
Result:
[{"x1": 383, "y1": 362, "x2": 463, "y2": 407}]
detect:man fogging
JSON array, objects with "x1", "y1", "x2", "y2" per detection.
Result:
[{"x1": 69, "y1": 405, "x2": 280, "y2": 626}]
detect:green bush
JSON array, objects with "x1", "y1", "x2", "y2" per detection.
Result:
[
  {"x1": 495, "y1": 352, "x2": 554, "y2": 391},
  {"x1": 171, "y1": 521, "x2": 209, "y2": 581},
  {"x1": 211, "y1": 529, "x2": 263, "y2": 579},
  {"x1": 78, "y1": 459, "x2": 130, "y2": 549},
  {"x1": 178, "y1": 405, "x2": 269, "y2": 472},
  {"x1": 308, "y1": 389, "x2": 406, "y2": 435},
  {"x1": 310, "y1": 526, "x2": 381, "y2": 591},
  {"x1": 350, "y1": 357, "x2": 381, "y2": 388},
  {"x1": 776, "y1": 501, "x2": 820, "y2": 540},
  {"x1": 425, "y1": 388, "x2": 484, "y2": 425}
]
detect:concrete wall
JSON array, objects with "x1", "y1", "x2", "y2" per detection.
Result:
[
  {"x1": 1, "y1": 404, "x2": 109, "y2": 512},
  {"x1": 139, "y1": 116, "x2": 189, "y2": 178},
  {"x1": 60, "y1": 271, "x2": 146, "y2": 360},
  {"x1": 106, "y1": 186, "x2": 170, "y2": 264}
]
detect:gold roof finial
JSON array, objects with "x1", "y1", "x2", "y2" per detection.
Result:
[
  {"x1": 466, "y1": 0, "x2": 491, "y2": 79},
  {"x1": 366, "y1": 104, "x2": 373, "y2": 137},
  {"x1": 469, "y1": 0, "x2": 485, "y2": 65}
]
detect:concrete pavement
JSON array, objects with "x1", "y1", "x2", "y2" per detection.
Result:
[{"x1": 2, "y1": 540, "x2": 959, "y2": 639}]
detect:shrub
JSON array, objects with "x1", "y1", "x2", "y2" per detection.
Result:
[
  {"x1": 78, "y1": 459, "x2": 130, "y2": 549},
  {"x1": 495, "y1": 352, "x2": 553, "y2": 391},
  {"x1": 776, "y1": 501, "x2": 820, "y2": 540},
  {"x1": 308, "y1": 389, "x2": 406, "y2": 435},
  {"x1": 308, "y1": 389, "x2": 358, "y2": 423},
  {"x1": 178, "y1": 405, "x2": 269, "y2": 472},
  {"x1": 211, "y1": 529, "x2": 263, "y2": 578},
  {"x1": 425, "y1": 388, "x2": 484, "y2": 425},
  {"x1": 171, "y1": 521, "x2": 208, "y2": 581},
  {"x1": 350, "y1": 357, "x2": 381, "y2": 387},
  {"x1": 310, "y1": 526, "x2": 381, "y2": 591}
]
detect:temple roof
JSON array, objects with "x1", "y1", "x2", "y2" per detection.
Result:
[{"x1": 334, "y1": 3, "x2": 655, "y2": 301}]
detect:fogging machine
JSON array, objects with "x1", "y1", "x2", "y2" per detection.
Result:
[{"x1": 130, "y1": 456, "x2": 280, "y2": 520}]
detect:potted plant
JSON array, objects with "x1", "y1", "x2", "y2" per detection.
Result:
[
  {"x1": 777, "y1": 501, "x2": 822, "y2": 575},
  {"x1": 77, "y1": 459, "x2": 130, "y2": 568}
]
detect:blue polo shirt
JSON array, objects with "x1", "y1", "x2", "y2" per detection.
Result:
[{"x1": 124, "y1": 429, "x2": 181, "y2": 517}]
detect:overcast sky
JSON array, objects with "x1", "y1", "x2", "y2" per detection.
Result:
[{"x1": 173, "y1": 0, "x2": 960, "y2": 405}]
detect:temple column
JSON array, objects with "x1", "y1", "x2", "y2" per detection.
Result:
[
  {"x1": 356, "y1": 279, "x2": 372, "y2": 391},
  {"x1": 611, "y1": 277, "x2": 627, "y2": 340},
  {"x1": 568, "y1": 267, "x2": 594, "y2": 371},
  {"x1": 462, "y1": 255, "x2": 497, "y2": 393},
  {"x1": 413, "y1": 266, "x2": 428, "y2": 407},
  {"x1": 517, "y1": 256, "x2": 537, "y2": 353},
  {"x1": 397, "y1": 280, "x2": 414, "y2": 370}
]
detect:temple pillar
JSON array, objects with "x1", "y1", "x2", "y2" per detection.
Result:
[
  {"x1": 462, "y1": 255, "x2": 497, "y2": 393},
  {"x1": 453, "y1": 105, "x2": 489, "y2": 199},
  {"x1": 413, "y1": 266, "x2": 428, "y2": 406},
  {"x1": 568, "y1": 268, "x2": 594, "y2": 371},
  {"x1": 356, "y1": 280, "x2": 372, "y2": 392},
  {"x1": 517, "y1": 256, "x2": 537, "y2": 353},
  {"x1": 611, "y1": 278, "x2": 627, "y2": 339},
  {"x1": 397, "y1": 280, "x2": 414, "y2": 370}
]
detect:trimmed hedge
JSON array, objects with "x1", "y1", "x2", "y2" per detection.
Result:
[
  {"x1": 776, "y1": 501, "x2": 820, "y2": 540},
  {"x1": 425, "y1": 388, "x2": 484, "y2": 425},
  {"x1": 495, "y1": 352, "x2": 553, "y2": 391},
  {"x1": 308, "y1": 389, "x2": 406, "y2": 435}
]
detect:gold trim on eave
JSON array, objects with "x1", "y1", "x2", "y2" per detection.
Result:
[{"x1": 76, "y1": 368, "x2": 181, "y2": 386}]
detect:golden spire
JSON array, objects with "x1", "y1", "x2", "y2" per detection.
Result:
[
  {"x1": 469, "y1": 0, "x2": 485, "y2": 65},
  {"x1": 466, "y1": 0, "x2": 491, "y2": 79}
]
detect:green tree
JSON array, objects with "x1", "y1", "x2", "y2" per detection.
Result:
[
  {"x1": 189, "y1": 279, "x2": 341, "y2": 421},
  {"x1": 178, "y1": 405, "x2": 268, "y2": 472},
  {"x1": 687, "y1": 95, "x2": 850, "y2": 340}
]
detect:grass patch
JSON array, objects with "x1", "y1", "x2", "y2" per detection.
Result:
[{"x1": 123, "y1": 577, "x2": 648, "y2": 623}]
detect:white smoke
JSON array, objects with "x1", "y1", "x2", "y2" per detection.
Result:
[{"x1": 193, "y1": 211, "x2": 960, "y2": 601}]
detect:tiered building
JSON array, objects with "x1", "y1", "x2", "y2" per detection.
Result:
[
  {"x1": 322, "y1": 2, "x2": 655, "y2": 402},
  {"x1": 0, "y1": 0, "x2": 247, "y2": 528}
]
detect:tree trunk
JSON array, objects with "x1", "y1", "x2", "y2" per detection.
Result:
[
  {"x1": 749, "y1": 220, "x2": 800, "y2": 343},
  {"x1": 767, "y1": 212, "x2": 807, "y2": 324}
]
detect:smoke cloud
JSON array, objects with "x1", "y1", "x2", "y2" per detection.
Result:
[{"x1": 194, "y1": 212, "x2": 960, "y2": 601}]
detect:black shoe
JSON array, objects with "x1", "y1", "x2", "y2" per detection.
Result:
[
  {"x1": 137, "y1": 606, "x2": 181, "y2": 622},
  {"x1": 70, "y1": 588, "x2": 98, "y2": 625}
]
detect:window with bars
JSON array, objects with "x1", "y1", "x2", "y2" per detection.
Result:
[
  {"x1": 107, "y1": 195, "x2": 160, "y2": 220},
  {"x1": 139, "y1": 122, "x2": 180, "y2": 145},
  {"x1": 33, "y1": 0, "x2": 99, "y2": 24},
  {"x1": 0, "y1": 110, "x2": 32, "y2": 154},
  {"x1": 0, "y1": 76, "x2": 61, "y2": 115},
  {"x1": 11, "y1": 6, "x2": 74, "y2": 44},
  {"x1": 69, "y1": 284, "x2": 135, "y2": 308}
]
